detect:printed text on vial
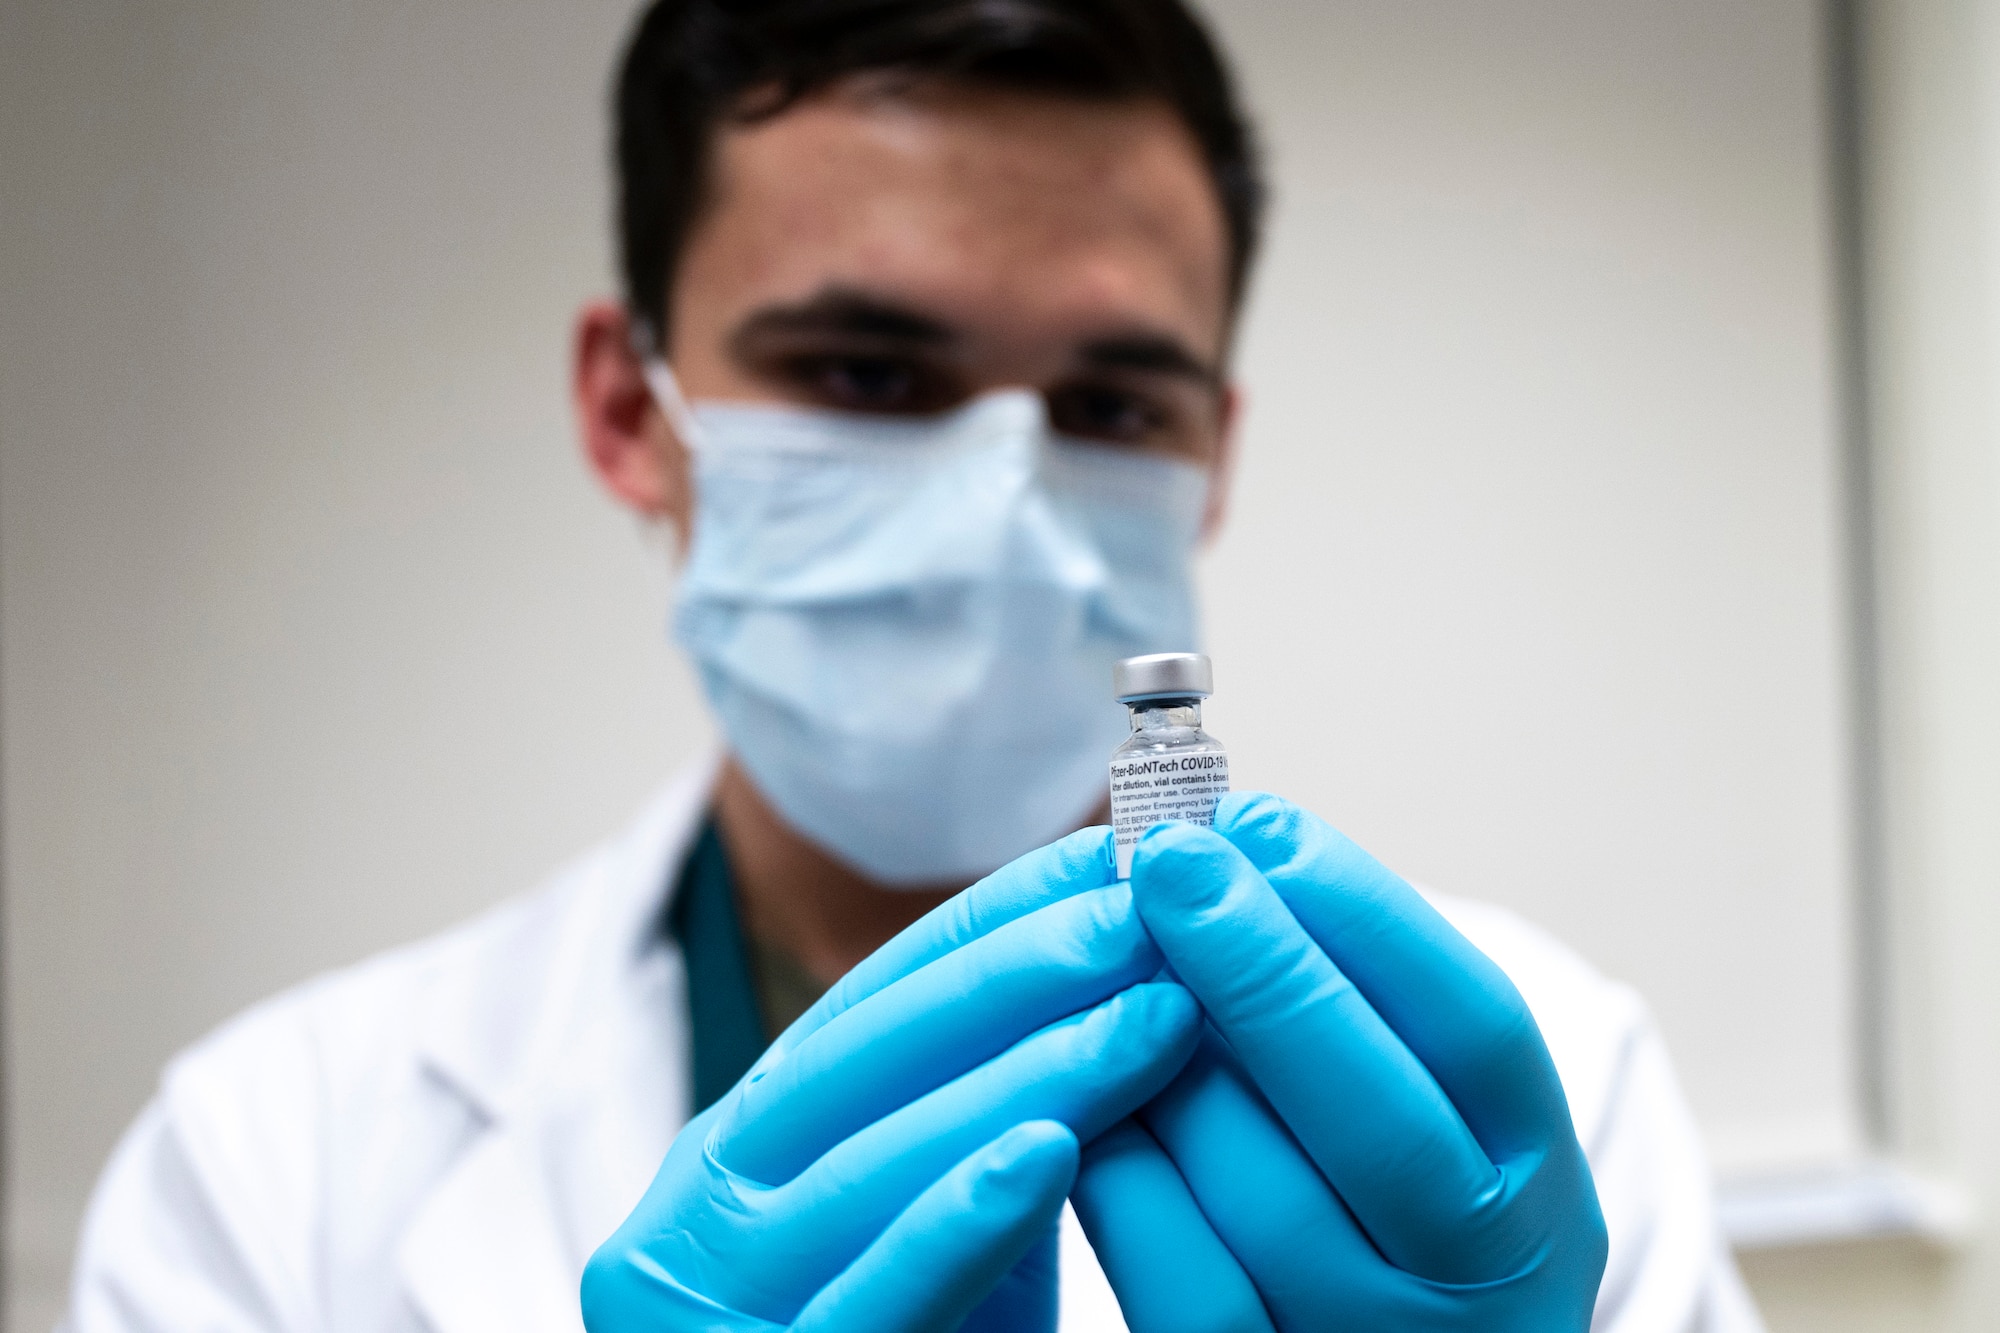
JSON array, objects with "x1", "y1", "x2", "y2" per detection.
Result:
[{"x1": 1109, "y1": 753, "x2": 1230, "y2": 878}]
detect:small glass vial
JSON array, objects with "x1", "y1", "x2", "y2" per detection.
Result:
[{"x1": 1108, "y1": 653, "x2": 1229, "y2": 879}]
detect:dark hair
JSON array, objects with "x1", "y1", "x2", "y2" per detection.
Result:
[{"x1": 612, "y1": 0, "x2": 1265, "y2": 348}]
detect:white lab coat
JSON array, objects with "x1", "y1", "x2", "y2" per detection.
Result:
[{"x1": 67, "y1": 757, "x2": 1765, "y2": 1333}]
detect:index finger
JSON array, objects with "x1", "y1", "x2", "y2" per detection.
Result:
[
  {"x1": 756, "y1": 824, "x2": 1118, "y2": 1069},
  {"x1": 717, "y1": 882, "x2": 1162, "y2": 1183}
]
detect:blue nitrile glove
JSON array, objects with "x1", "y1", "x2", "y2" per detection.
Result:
[
  {"x1": 581, "y1": 827, "x2": 1201, "y2": 1333},
  {"x1": 1072, "y1": 793, "x2": 1608, "y2": 1332}
]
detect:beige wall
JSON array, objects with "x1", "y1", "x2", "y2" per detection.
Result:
[
  {"x1": 0, "y1": 3, "x2": 702, "y2": 1321},
  {"x1": 1742, "y1": 0, "x2": 2000, "y2": 1326},
  {"x1": 1725, "y1": 2, "x2": 2000, "y2": 1325},
  {"x1": 6, "y1": 0, "x2": 1991, "y2": 1329},
  {"x1": 1196, "y1": 0, "x2": 1861, "y2": 1188}
]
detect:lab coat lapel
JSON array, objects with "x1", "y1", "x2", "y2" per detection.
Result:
[
  {"x1": 396, "y1": 759, "x2": 715, "y2": 1333},
  {"x1": 398, "y1": 1130, "x2": 584, "y2": 1333}
]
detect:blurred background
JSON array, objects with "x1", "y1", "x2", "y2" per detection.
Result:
[{"x1": 2, "y1": 0, "x2": 1996, "y2": 1328}]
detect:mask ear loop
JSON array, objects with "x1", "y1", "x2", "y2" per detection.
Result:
[{"x1": 628, "y1": 317, "x2": 708, "y2": 453}]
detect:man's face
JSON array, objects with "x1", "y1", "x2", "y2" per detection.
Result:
[{"x1": 577, "y1": 78, "x2": 1238, "y2": 529}]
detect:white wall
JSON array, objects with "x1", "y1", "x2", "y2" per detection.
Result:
[{"x1": 1, "y1": 0, "x2": 1913, "y2": 1328}]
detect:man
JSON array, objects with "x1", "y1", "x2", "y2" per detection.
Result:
[{"x1": 68, "y1": 2, "x2": 1763, "y2": 1330}]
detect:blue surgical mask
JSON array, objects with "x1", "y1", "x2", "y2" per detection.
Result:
[{"x1": 645, "y1": 362, "x2": 1208, "y2": 886}]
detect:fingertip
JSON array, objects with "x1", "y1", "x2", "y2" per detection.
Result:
[
  {"x1": 793, "y1": 1120, "x2": 1074, "y2": 1333},
  {"x1": 940, "y1": 826, "x2": 1119, "y2": 948},
  {"x1": 1078, "y1": 980, "x2": 1204, "y2": 1083},
  {"x1": 1211, "y1": 791, "x2": 1377, "y2": 886},
  {"x1": 984, "y1": 823, "x2": 1118, "y2": 898},
  {"x1": 1154, "y1": 977, "x2": 1204, "y2": 1027},
  {"x1": 1130, "y1": 822, "x2": 1256, "y2": 914},
  {"x1": 1130, "y1": 980, "x2": 1204, "y2": 1062},
  {"x1": 1087, "y1": 975, "x2": 1200, "y2": 1036},
  {"x1": 1059, "y1": 984, "x2": 1201, "y2": 1144},
  {"x1": 1085, "y1": 823, "x2": 1118, "y2": 878},
  {"x1": 997, "y1": 1118, "x2": 1081, "y2": 1168},
  {"x1": 1053, "y1": 822, "x2": 1119, "y2": 879},
  {"x1": 1135, "y1": 818, "x2": 1225, "y2": 852},
  {"x1": 1131, "y1": 819, "x2": 1235, "y2": 871},
  {"x1": 977, "y1": 1121, "x2": 1081, "y2": 1205},
  {"x1": 1212, "y1": 789, "x2": 1293, "y2": 836},
  {"x1": 994, "y1": 1116, "x2": 1079, "y2": 1151},
  {"x1": 1117, "y1": 974, "x2": 1199, "y2": 1018},
  {"x1": 1212, "y1": 791, "x2": 1326, "y2": 867}
]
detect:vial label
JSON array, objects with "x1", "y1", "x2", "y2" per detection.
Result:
[{"x1": 1109, "y1": 752, "x2": 1230, "y2": 878}]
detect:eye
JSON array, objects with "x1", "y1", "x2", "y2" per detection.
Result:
[
  {"x1": 782, "y1": 354, "x2": 959, "y2": 415},
  {"x1": 1046, "y1": 382, "x2": 1166, "y2": 444},
  {"x1": 821, "y1": 356, "x2": 913, "y2": 407}
]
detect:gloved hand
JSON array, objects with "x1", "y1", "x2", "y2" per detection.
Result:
[
  {"x1": 581, "y1": 826, "x2": 1201, "y2": 1333},
  {"x1": 1072, "y1": 793, "x2": 1608, "y2": 1332}
]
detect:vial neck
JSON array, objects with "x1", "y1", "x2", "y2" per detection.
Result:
[{"x1": 1128, "y1": 699, "x2": 1203, "y2": 731}]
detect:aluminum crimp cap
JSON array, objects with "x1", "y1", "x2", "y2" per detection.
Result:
[{"x1": 1113, "y1": 652, "x2": 1214, "y2": 703}]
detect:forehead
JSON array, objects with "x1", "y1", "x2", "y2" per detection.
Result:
[{"x1": 674, "y1": 80, "x2": 1232, "y2": 355}]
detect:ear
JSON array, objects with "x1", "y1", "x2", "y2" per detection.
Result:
[
  {"x1": 1199, "y1": 381, "x2": 1242, "y2": 542},
  {"x1": 571, "y1": 300, "x2": 692, "y2": 533}
]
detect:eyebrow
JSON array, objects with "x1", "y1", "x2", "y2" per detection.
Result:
[
  {"x1": 1077, "y1": 334, "x2": 1222, "y2": 389},
  {"x1": 730, "y1": 284, "x2": 1222, "y2": 387},
  {"x1": 731, "y1": 287, "x2": 958, "y2": 349}
]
